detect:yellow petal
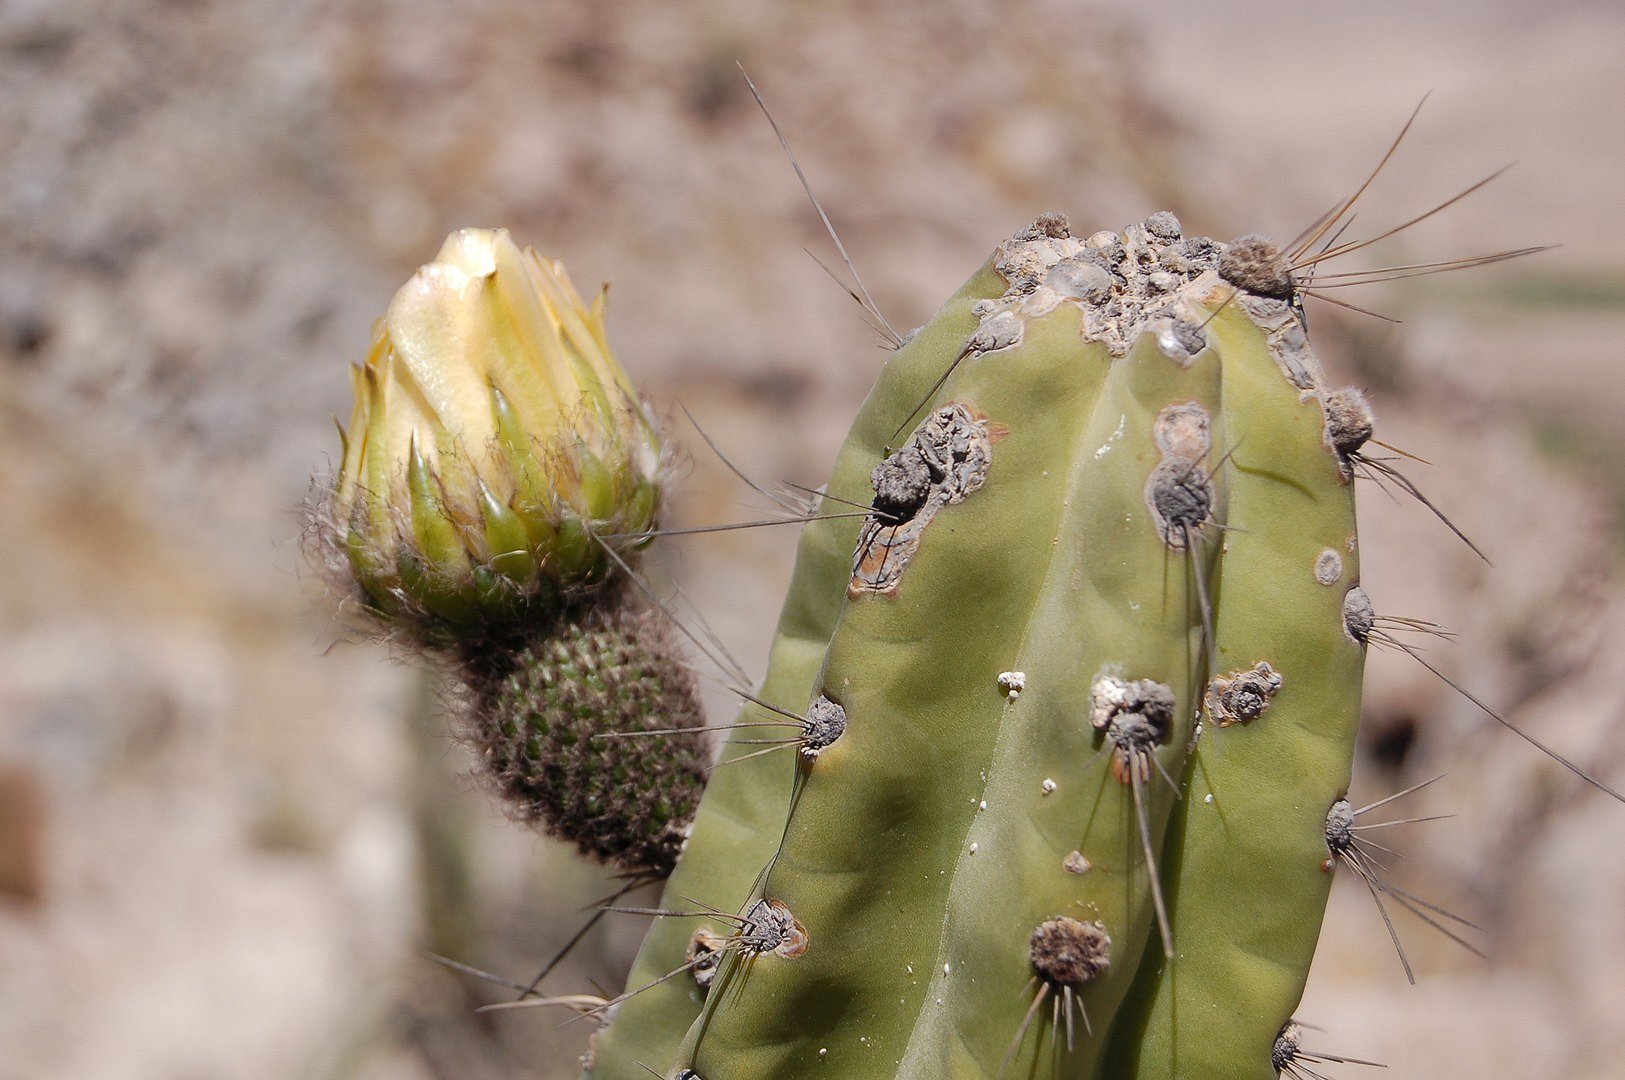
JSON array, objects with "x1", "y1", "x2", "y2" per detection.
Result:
[
  {"x1": 385, "y1": 261, "x2": 499, "y2": 460},
  {"x1": 432, "y1": 227, "x2": 500, "y2": 278},
  {"x1": 483, "y1": 230, "x2": 568, "y2": 448},
  {"x1": 333, "y1": 361, "x2": 372, "y2": 513}
]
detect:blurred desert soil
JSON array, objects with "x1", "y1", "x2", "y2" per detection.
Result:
[{"x1": 3, "y1": 1, "x2": 1624, "y2": 1077}]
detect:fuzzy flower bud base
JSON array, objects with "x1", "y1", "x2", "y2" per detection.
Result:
[{"x1": 472, "y1": 603, "x2": 709, "y2": 877}]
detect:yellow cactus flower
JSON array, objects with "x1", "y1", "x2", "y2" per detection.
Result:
[{"x1": 329, "y1": 228, "x2": 662, "y2": 634}]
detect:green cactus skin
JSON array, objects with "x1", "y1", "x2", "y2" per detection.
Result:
[
  {"x1": 891, "y1": 330, "x2": 1223, "y2": 1080},
  {"x1": 670, "y1": 215, "x2": 1231, "y2": 1080},
  {"x1": 586, "y1": 215, "x2": 1377, "y2": 1080},
  {"x1": 582, "y1": 260, "x2": 1009, "y2": 1079},
  {"x1": 1103, "y1": 294, "x2": 1365, "y2": 1080}
]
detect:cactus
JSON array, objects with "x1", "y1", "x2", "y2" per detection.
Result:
[
  {"x1": 474, "y1": 603, "x2": 709, "y2": 877},
  {"x1": 576, "y1": 205, "x2": 1611, "y2": 1079},
  {"x1": 312, "y1": 181, "x2": 1615, "y2": 1078},
  {"x1": 646, "y1": 213, "x2": 1238, "y2": 1080},
  {"x1": 1100, "y1": 243, "x2": 1365, "y2": 1080}
]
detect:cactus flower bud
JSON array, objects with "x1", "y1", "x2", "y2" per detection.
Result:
[{"x1": 327, "y1": 228, "x2": 664, "y2": 639}]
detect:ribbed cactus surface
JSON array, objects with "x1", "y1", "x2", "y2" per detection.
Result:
[
  {"x1": 1105, "y1": 271, "x2": 1364, "y2": 1080},
  {"x1": 583, "y1": 255, "x2": 1012, "y2": 1078},
  {"x1": 580, "y1": 213, "x2": 1373, "y2": 1080}
]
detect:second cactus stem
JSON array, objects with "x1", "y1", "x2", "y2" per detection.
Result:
[{"x1": 590, "y1": 211, "x2": 1372, "y2": 1080}]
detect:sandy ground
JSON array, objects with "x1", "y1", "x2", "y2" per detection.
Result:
[{"x1": 3, "y1": 1, "x2": 1624, "y2": 1077}]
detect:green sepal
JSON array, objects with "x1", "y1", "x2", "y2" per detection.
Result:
[
  {"x1": 492, "y1": 384, "x2": 565, "y2": 551},
  {"x1": 478, "y1": 478, "x2": 538, "y2": 585},
  {"x1": 625, "y1": 480, "x2": 659, "y2": 546},
  {"x1": 404, "y1": 437, "x2": 478, "y2": 625},
  {"x1": 576, "y1": 442, "x2": 618, "y2": 521},
  {"x1": 397, "y1": 551, "x2": 477, "y2": 627},
  {"x1": 472, "y1": 564, "x2": 529, "y2": 622},
  {"x1": 553, "y1": 511, "x2": 597, "y2": 581},
  {"x1": 344, "y1": 526, "x2": 401, "y2": 615}
]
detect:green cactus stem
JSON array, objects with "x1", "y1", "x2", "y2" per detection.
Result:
[
  {"x1": 582, "y1": 250, "x2": 1014, "y2": 1078},
  {"x1": 307, "y1": 142, "x2": 1611, "y2": 1077},
  {"x1": 1103, "y1": 283, "x2": 1365, "y2": 1080},
  {"x1": 662, "y1": 213, "x2": 1230, "y2": 1080}
]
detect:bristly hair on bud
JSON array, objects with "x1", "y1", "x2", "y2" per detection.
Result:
[
  {"x1": 469, "y1": 599, "x2": 710, "y2": 877},
  {"x1": 307, "y1": 228, "x2": 668, "y2": 652}
]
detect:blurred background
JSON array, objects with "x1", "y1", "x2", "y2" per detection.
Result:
[{"x1": 3, "y1": 1, "x2": 1624, "y2": 1076}]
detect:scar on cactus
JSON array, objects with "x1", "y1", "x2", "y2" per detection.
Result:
[
  {"x1": 686, "y1": 927, "x2": 728, "y2": 992},
  {"x1": 699, "y1": 691, "x2": 847, "y2": 770},
  {"x1": 734, "y1": 897, "x2": 810, "y2": 958},
  {"x1": 1145, "y1": 401, "x2": 1216, "y2": 552},
  {"x1": 1004, "y1": 917, "x2": 1112, "y2": 1071},
  {"x1": 851, "y1": 402, "x2": 994, "y2": 597},
  {"x1": 1206, "y1": 660, "x2": 1283, "y2": 727},
  {"x1": 1145, "y1": 401, "x2": 1221, "y2": 649},
  {"x1": 1315, "y1": 548, "x2": 1345, "y2": 586},
  {"x1": 535, "y1": 895, "x2": 809, "y2": 1022},
  {"x1": 1342, "y1": 585, "x2": 1377, "y2": 646},
  {"x1": 797, "y1": 694, "x2": 848, "y2": 758},
  {"x1": 1323, "y1": 776, "x2": 1484, "y2": 985}
]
